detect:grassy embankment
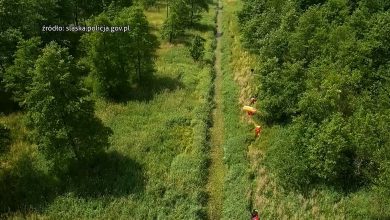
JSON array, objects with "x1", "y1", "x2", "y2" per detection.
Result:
[{"x1": 0, "y1": 3, "x2": 217, "y2": 219}]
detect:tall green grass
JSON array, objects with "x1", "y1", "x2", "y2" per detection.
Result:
[{"x1": 219, "y1": 0, "x2": 252, "y2": 219}]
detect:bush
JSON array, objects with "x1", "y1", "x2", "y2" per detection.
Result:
[
  {"x1": 190, "y1": 35, "x2": 206, "y2": 61},
  {"x1": 266, "y1": 124, "x2": 312, "y2": 190}
]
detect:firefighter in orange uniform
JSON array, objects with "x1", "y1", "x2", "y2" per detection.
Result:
[{"x1": 255, "y1": 125, "x2": 262, "y2": 138}]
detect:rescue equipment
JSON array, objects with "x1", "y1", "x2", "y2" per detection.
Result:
[{"x1": 243, "y1": 105, "x2": 257, "y2": 114}]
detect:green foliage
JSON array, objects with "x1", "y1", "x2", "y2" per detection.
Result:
[
  {"x1": 0, "y1": 29, "x2": 23, "y2": 69},
  {"x1": 162, "y1": 0, "x2": 188, "y2": 42},
  {"x1": 55, "y1": 0, "x2": 133, "y2": 25},
  {"x1": 266, "y1": 124, "x2": 311, "y2": 190},
  {"x1": 82, "y1": 7, "x2": 157, "y2": 99},
  {"x1": 162, "y1": 0, "x2": 209, "y2": 42},
  {"x1": 190, "y1": 35, "x2": 205, "y2": 61},
  {"x1": 186, "y1": 0, "x2": 209, "y2": 25},
  {"x1": 25, "y1": 42, "x2": 112, "y2": 172},
  {"x1": 3, "y1": 37, "x2": 41, "y2": 104},
  {"x1": 297, "y1": 0, "x2": 327, "y2": 9},
  {"x1": 308, "y1": 114, "x2": 351, "y2": 182},
  {"x1": 0, "y1": 27, "x2": 20, "y2": 111},
  {"x1": 0, "y1": 0, "x2": 57, "y2": 36},
  {"x1": 374, "y1": 162, "x2": 390, "y2": 217},
  {"x1": 81, "y1": 13, "x2": 130, "y2": 99},
  {"x1": 240, "y1": 0, "x2": 390, "y2": 216},
  {"x1": 123, "y1": 7, "x2": 159, "y2": 82}
]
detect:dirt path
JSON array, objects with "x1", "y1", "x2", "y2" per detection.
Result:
[{"x1": 206, "y1": 1, "x2": 226, "y2": 219}]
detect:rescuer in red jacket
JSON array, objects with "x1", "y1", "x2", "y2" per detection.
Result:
[
  {"x1": 251, "y1": 209, "x2": 259, "y2": 220},
  {"x1": 255, "y1": 126, "x2": 262, "y2": 138}
]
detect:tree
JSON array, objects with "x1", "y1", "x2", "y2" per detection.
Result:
[
  {"x1": 0, "y1": 0, "x2": 58, "y2": 37},
  {"x1": 189, "y1": 35, "x2": 205, "y2": 61},
  {"x1": 0, "y1": 29, "x2": 23, "y2": 113},
  {"x1": 25, "y1": 42, "x2": 112, "y2": 172},
  {"x1": 82, "y1": 7, "x2": 157, "y2": 99},
  {"x1": 162, "y1": 0, "x2": 209, "y2": 42},
  {"x1": 186, "y1": 0, "x2": 209, "y2": 25},
  {"x1": 3, "y1": 37, "x2": 41, "y2": 105},
  {"x1": 162, "y1": 0, "x2": 188, "y2": 42},
  {"x1": 307, "y1": 113, "x2": 352, "y2": 184},
  {"x1": 120, "y1": 7, "x2": 158, "y2": 82},
  {"x1": 81, "y1": 13, "x2": 132, "y2": 99},
  {"x1": 0, "y1": 29, "x2": 23, "y2": 71},
  {"x1": 265, "y1": 121, "x2": 312, "y2": 190},
  {"x1": 162, "y1": 10, "x2": 185, "y2": 42}
]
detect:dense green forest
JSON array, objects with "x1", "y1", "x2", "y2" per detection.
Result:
[{"x1": 239, "y1": 0, "x2": 390, "y2": 218}]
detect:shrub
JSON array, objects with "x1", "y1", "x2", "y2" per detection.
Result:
[{"x1": 190, "y1": 35, "x2": 206, "y2": 61}]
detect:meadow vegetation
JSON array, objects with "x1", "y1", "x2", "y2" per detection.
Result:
[
  {"x1": 219, "y1": 1, "x2": 252, "y2": 219},
  {"x1": 2, "y1": 0, "x2": 384, "y2": 218},
  {"x1": 0, "y1": 0, "x2": 217, "y2": 218}
]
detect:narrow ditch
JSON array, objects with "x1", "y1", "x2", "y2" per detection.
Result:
[{"x1": 206, "y1": 1, "x2": 226, "y2": 219}]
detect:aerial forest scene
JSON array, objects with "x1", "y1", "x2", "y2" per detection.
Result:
[{"x1": 0, "y1": 0, "x2": 389, "y2": 219}]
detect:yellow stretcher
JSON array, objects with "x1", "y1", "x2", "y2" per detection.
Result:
[{"x1": 243, "y1": 105, "x2": 257, "y2": 114}]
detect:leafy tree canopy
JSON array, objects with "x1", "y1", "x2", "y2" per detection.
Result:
[
  {"x1": 26, "y1": 42, "x2": 112, "y2": 172},
  {"x1": 239, "y1": 0, "x2": 390, "y2": 193}
]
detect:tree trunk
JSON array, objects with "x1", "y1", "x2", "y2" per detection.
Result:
[
  {"x1": 137, "y1": 51, "x2": 141, "y2": 82},
  {"x1": 166, "y1": 0, "x2": 169, "y2": 18},
  {"x1": 191, "y1": 1, "x2": 194, "y2": 26},
  {"x1": 169, "y1": 31, "x2": 172, "y2": 42},
  {"x1": 75, "y1": 0, "x2": 79, "y2": 26}
]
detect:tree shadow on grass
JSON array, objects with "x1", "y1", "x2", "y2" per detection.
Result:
[
  {"x1": 0, "y1": 154, "x2": 58, "y2": 214},
  {"x1": 170, "y1": 33, "x2": 193, "y2": 46},
  {"x1": 66, "y1": 151, "x2": 146, "y2": 198},
  {"x1": 149, "y1": 24, "x2": 160, "y2": 33},
  {"x1": 173, "y1": 23, "x2": 215, "y2": 46},
  {"x1": 190, "y1": 23, "x2": 215, "y2": 33},
  {"x1": 0, "y1": 90, "x2": 20, "y2": 115},
  {"x1": 0, "y1": 151, "x2": 146, "y2": 215},
  {"x1": 125, "y1": 75, "x2": 184, "y2": 102}
]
